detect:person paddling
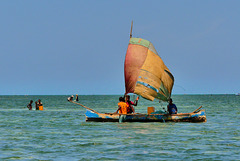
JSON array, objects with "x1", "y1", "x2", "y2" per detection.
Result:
[
  {"x1": 27, "y1": 100, "x2": 33, "y2": 110},
  {"x1": 167, "y1": 98, "x2": 177, "y2": 114}
]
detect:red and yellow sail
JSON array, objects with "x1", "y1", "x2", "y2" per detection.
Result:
[{"x1": 124, "y1": 37, "x2": 174, "y2": 101}]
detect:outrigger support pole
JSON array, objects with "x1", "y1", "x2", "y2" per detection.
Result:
[
  {"x1": 70, "y1": 100, "x2": 98, "y2": 113},
  {"x1": 192, "y1": 106, "x2": 203, "y2": 113},
  {"x1": 130, "y1": 20, "x2": 133, "y2": 38}
]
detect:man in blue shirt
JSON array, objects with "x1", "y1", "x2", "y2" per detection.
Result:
[{"x1": 167, "y1": 99, "x2": 177, "y2": 114}]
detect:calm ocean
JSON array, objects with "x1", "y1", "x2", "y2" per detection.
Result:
[{"x1": 0, "y1": 95, "x2": 239, "y2": 160}]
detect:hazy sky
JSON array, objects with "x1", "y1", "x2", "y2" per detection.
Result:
[{"x1": 0, "y1": 0, "x2": 239, "y2": 95}]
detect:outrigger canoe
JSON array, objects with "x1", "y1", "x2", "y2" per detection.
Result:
[
  {"x1": 85, "y1": 109, "x2": 206, "y2": 123},
  {"x1": 70, "y1": 101, "x2": 206, "y2": 123}
]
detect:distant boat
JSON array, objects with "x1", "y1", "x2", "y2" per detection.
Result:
[
  {"x1": 236, "y1": 93, "x2": 240, "y2": 96},
  {"x1": 70, "y1": 21, "x2": 206, "y2": 123}
]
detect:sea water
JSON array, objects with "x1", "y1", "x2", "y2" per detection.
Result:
[{"x1": 0, "y1": 95, "x2": 239, "y2": 160}]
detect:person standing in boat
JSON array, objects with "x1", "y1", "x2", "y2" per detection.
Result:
[
  {"x1": 167, "y1": 98, "x2": 177, "y2": 114},
  {"x1": 27, "y1": 100, "x2": 33, "y2": 110},
  {"x1": 125, "y1": 95, "x2": 139, "y2": 114},
  {"x1": 115, "y1": 97, "x2": 129, "y2": 114},
  {"x1": 115, "y1": 97, "x2": 129, "y2": 123}
]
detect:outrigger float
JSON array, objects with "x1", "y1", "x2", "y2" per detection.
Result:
[{"x1": 69, "y1": 21, "x2": 206, "y2": 123}]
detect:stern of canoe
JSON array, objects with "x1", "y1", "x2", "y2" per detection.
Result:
[{"x1": 164, "y1": 110, "x2": 207, "y2": 122}]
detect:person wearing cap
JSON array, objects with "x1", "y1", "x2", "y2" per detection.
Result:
[{"x1": 167, "y1": 98, "x2": 177, "y2": 114}]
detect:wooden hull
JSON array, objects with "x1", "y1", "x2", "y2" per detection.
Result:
[{"x1": 85, "y1": 109, "x2": 207, "y2": 123}]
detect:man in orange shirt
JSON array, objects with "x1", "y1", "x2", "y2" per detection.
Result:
[
  {"x1": 116, "y1": 97, "x2": 129, "y2": 114},
  {"x1": 115, "y1": 97, "x2": 129, "y2": 123}
]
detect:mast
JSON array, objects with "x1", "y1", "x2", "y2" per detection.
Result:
[{"x1": 130, "y1": 21, "x2": 133, "y2": 38}]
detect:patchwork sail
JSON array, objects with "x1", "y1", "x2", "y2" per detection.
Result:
[{"x1": 124, "y1": 37, "x2": 174, "y2": 101}]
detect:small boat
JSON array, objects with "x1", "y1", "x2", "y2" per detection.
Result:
[
  {"x1": 70, "y1": 101, "x2": 206, "y2": 123},
  {"x1": 70, "y1": 21, "x2": 207, "y2": 123},
  {"x1": 85, "y1": 107, "x2": 206, "y2": 123}
]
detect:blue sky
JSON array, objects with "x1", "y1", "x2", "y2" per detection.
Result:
[{"x1": 0, "y1": 0, "x2": 239, "y2": 95}]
